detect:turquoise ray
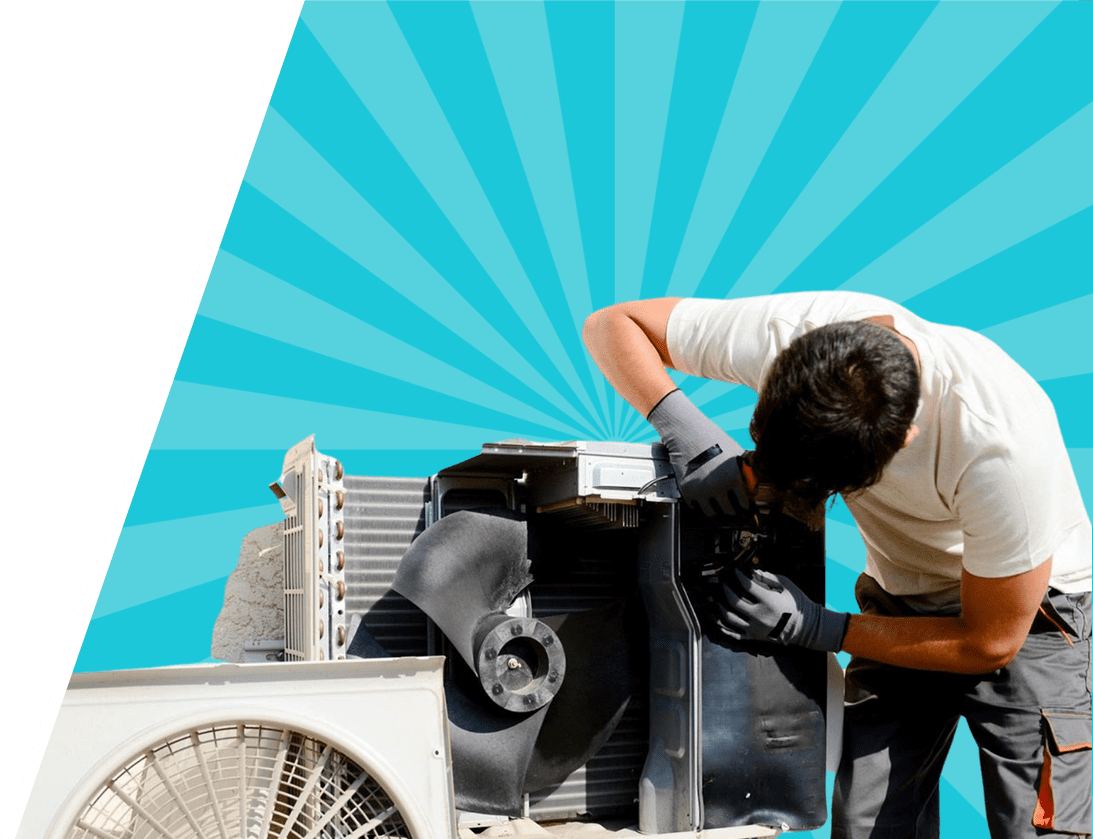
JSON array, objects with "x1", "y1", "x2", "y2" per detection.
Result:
[
  {"x1": 708, "y1": 405, "x2": 760, "y2": 438},
  {"x1": 692, "y1": 1, "x2": 936, "y2": 301},
  {"x1": 614, "y1": 1, "x2": 684, "y2": 307},
  {"x1": 826, "y1": 559, "x2": 862, "y2": 616},
  {"x1": 242, "y1": 109, "x2": 595, "y2": 433},
  {"x1": 1070, "y1": 448, "x2": 1093, "y2": 509},
  {"x1": 388, "y1": 1, "x2": 607, "y2": 437},
  {"x1": 694, "y1": 384, "x2": 756, "y2": 427},
  {"x1": 980, "y1": 294, "x2": 1093, "y2": 383},
  {"x1": 472, "y1": 0, "x2": 610, "y2": 429},
  {"x1": 93, "y1": 506, "x2": 281, "y2": 619},
  {"x1": 903, "y1": 207, "x2": 1091, "y2": 332},
  {"x1": 76, "y1": 578, "x2": 230, "y2": 673},
  {"x1": 546, "y1": 1, "x2": 616, "y2": 432},
  {"x1": 300, "y1": 3, "x2": 594, "y2": 434},
  {"x1": 1033, "y1": 377, "x2": 1091, "y2": 449},
  {"x1": 220, "y1": 184, "x2": 586, "y2": 433},
  {"x1": 546, "y1": 1, "x2": 614, "y2": 318},
  {"x1": 265, "y1": 21, "x2": 599, "y2": 432},
  {"x1": 732, "y1": 1, "x2": 1055, "y2": 299},
  {"x1": 125, "y1": 450, "x2": 290, "y2": 527},
  {"x1": 199, "y1": 251, "x2": 591, "y2": 438},
  {"x1": 666, "y1": 0, "x2": 839, "y2": 300},
  {"x1": 778, "y1": 3, "x2": 1091, "y2": 297},
  {"x1": 840, "y1": 103, "x2": 1092, "y2": 303},
  {"x1": 175, "y1": 316, "x2": 577, "y2": 441},
  {"x1": 151, "y1": 382, "x2": 553, "y2": 451},
  {"x1": 688, "y1": 379, "x2": 747, "y2": 409},
  {"x1": 613, "y1": 0, "x2": 685, "y2": 437},
  {"x1": 826, "y1": 518, "x2": 866, "y2": 574},
  {"x1": 638, "y1": 1, "x2": 757, "y2": 301},
  {"x1": 946, "y1": 722, "x2": 987, "y2": 818}
]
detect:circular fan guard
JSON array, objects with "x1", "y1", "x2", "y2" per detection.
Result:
[{"x1": 63, "y1": 722, "x2": 412, "y2": 838}]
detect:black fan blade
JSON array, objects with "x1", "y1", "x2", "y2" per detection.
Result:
[
  {"x1": 523, "y1": 599, "x2": 636, "y2": 793},
  {"x1": 347, "y1": 619, "x2": 548, "y2": 816},
  {"x1": 392, "y1": 510, "x2": 565, "y2": 712},
  {"x1": 446, "y1": 655, "x2": 549, "y2": 816}
]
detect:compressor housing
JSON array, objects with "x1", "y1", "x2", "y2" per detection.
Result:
[{"x1": 270, "y1": 436, "x2": 829, "y2": 833}]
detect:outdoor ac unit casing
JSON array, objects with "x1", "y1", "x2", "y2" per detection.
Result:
[{"x1": 18, "y1": 658, "x2": 457, "y2": 839}]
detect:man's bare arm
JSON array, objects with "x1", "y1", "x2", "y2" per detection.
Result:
[
  {"x1": 583, "y1": 298, "x2": 682, "y2": 417},
  {"x1": 841, "y1": 559, "x2": 1052, "y2": 673}
]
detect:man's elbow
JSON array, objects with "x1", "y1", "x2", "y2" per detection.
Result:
[
  {"x1": 959, "y1": 634, "x2": 1023, "y2": 673},
  {"x1": 582, "y1": 306, "x2": 608, "y2": 352}
]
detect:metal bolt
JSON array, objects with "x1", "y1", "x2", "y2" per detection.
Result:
[
  {"x1": 510, "y1": 624, "x2": 524, "y2": 636},
  {"x1": 507, "y1": 657, "x2": 523, "y2": 670},
  {"x1": 492, "y1": 684, "x2": 503, "y2": 696}
]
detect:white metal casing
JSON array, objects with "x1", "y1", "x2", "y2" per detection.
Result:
[{"x1": 19, "y1": 658, "x2": 457, "y2": 839}]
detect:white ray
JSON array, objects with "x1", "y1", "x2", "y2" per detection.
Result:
[
  {"x1": 840, "y1": 102, "x2": 1092, "y2": 304},
  {"x1": 242, "y1": 108, "x2": 594, "y2": 432},
  {"x1": 472, "y1": 0, "x2": 611, "y2": 424},
  {"x1": 150, "y1": 382, "x2": 553, "y2": 451},
  {"x1": 666, "y1": 0, "x2": 840, "y2": 300},
  {"x1": 731, "y1": 1, "x2": 1056, "y2": 299},
  {"x1": 199, "y1": 251, "x2": 591, "y2": 439},
  {"x1": 300, "y1": 3, "x2": 599, "y2": 426}
]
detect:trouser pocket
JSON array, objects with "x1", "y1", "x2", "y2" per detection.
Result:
[{"x1": 1034, "y1": 709, "x2": 1092, "y2": 834}]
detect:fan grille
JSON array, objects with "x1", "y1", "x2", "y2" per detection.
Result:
[{"x1": 64, "y1": 723, "x2": 412, "y2": 839}]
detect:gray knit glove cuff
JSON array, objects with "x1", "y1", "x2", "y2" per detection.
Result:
[{"x1": 647, "y1": 389, "x2": 750, "y2": 519}]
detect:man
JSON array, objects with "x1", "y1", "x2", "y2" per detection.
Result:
[{"x1": 583, "y1": 291, "x2": 1091, "y2": 838}]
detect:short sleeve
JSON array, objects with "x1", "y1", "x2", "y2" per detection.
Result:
[
  {"x1": 953, "y1": 429, "x2": 1076, "y2": 579},
  {"x1": 955, "y1": 450, "x2": 1044, "y2": 579}
]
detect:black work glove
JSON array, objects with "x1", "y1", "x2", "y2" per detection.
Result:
[
  {"x1": 718, "y1": 567, "x2": 849, "y2": 652},
  {"x1": 647, "y1": 389, "x2": 752, "y2": 519}
]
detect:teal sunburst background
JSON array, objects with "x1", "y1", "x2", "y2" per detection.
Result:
[{"x1": 76, "y1": 2, "x2": 1091, "y2": 834}]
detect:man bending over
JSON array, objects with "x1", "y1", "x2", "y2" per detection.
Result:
[{"x1": 583, "y1": 292, "x2": 1090, "y2": 838}]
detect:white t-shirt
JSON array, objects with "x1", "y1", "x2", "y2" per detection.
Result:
[{"x1": 666, "y1": 292, "x2": 1091, "y2": 608}]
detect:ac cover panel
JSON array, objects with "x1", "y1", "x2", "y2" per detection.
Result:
[
  {"x1": 278, "y1": 438, "x2": 829, "y2": 832},
  {"x1": 18, "y1": 659, "x2": 457, "y2": 839}
]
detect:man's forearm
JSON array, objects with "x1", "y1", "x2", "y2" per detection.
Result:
[
  {"x1": 583, "y1": 300, "x2": 680, "y2": 417},
  {"x1": 841, "y1": 560, "x2": 1051, "y2": 674},
  {"x1": 842, "y1": 612, "x2": 1032, "y2": 674}
]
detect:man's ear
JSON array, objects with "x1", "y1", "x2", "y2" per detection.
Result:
[{"x1": 902, "y1": 424, "x2": 920, "y2": 448}]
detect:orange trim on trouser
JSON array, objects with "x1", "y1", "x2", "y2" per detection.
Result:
[
  {"x1": 1034, "y1": 749, "x2": 1055, "y2": 829},
  {"x1": 1033, "y1": 736, "x2": 1093, "y2": 829},
  {"x1": 1038, "y1": 604, "x2": 1076, "y2": 646}
]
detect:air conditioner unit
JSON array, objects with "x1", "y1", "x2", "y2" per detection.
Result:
[
  {"x1": 18, "y1": 658, "x2": 457, "y2": 839},
  {"x1": 271, "y1": 437, "x2": 830, "y2": 835}
]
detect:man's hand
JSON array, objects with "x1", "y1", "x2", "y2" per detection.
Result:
[
  {"x1": 646, "y1": 389, "x2": 753, "y2": 519},
  {"x1": 718, "y1": 567, "x2": 850, "y2": 652}
]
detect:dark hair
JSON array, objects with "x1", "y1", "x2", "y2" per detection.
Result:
[{"x1": 749, "y1": 321, "x2": 920, "y2": 524}]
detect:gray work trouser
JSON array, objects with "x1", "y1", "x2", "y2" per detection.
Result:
[{"x1": 832, "y1": 575, "x2": 1092, "y2": 839}]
